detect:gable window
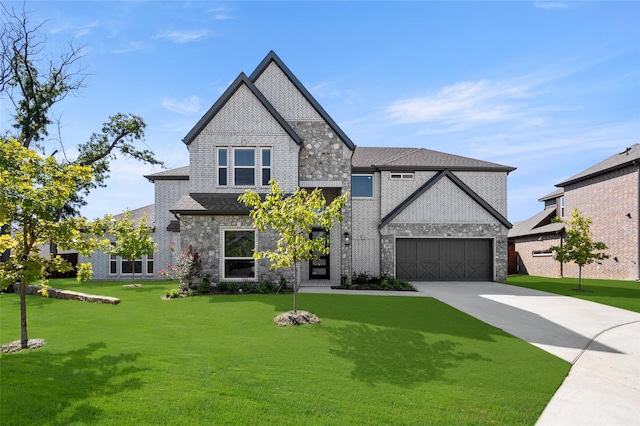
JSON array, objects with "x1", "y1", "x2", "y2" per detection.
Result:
[
  {"x1": 390, "y1": 172, "x2": 414, "y2": 180},
  {"x1": 218, "y1": 148, "x2": 228, "y2": 186},
  {"x1": 352, "y1": 174, "x2": 373, "y2": 198},
  {"x1": 234, "y1": 148, "x2": 255, "y2": 186},
  {"x1": 223, "y1": 229, "x2": 256, "y2": 279},
  {"x1": 261, "y1": 148, "x2": 271, "y2": 186}
]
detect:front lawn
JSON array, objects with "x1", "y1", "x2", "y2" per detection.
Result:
[
  {"x1": 1, "y1": 279, "x2": 569, "y2": 425},
  {"x1": 503, "y1": 275, "x2": 640, "y2": 313}
]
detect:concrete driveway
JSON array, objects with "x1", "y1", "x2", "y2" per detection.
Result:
[{"x1": 301, "y1": 281, "x2": 640, "y2": 425}]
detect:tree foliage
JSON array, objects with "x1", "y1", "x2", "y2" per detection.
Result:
[
  {"x1": 0, "y1": 138, "x2": 112, "y2": 348},
  {"x1": 108, "y1": 210, "x2": 156, "y2": 284},
  {"x1": 239, "y1": 180, "x2": 349, "y2": 312},
  {"x1": 1, "y1": 5, "x2": 164, "y2": 217},
  {"x1": 549, "y1": 208, "x2": 609, "y2": 291}
]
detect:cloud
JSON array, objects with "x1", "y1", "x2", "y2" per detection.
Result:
[
  {"x1": 154, "y1": 29, "x2": 211, "y2": 43},
  {"x1": 112, "y1": 41, "x2": 147, "y2": 54},
  {"x1": 533, "y1": 1, "x2": 572, "y2": 10},
  {"x1": 207, "y1": 7, "x2": 234, "y2": 20},
  {"x1": 161, "y1": 96, "x2": 202, "y2": 115}
]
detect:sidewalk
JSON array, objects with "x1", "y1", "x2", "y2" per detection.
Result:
[{"x1": 300, "y1": 282, "x2": 640, "y2": 425}]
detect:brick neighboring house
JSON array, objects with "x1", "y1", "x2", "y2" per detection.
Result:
[
  {"x1": 509, "y1": 144, "x2": 640, "y2": 281},
  {"x1": 84, "y1": 51, "x2": 515, "y2": 284}
]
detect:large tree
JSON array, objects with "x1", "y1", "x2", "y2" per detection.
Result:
[
  {"x1": 239, "y1": 180, "x2": 349, "y2": 315},
  {"x1": 549, "y1": 208, "x2": 609, "y2": 291},
  {"x1": 0, "y1": 138, "x2": 112, "y2": 349},
  {"x1": 108, "y1": 210, "x2": 156, "y2": 285},
  {"x1": 1, "y1": 4, "x2": 163, "y2": 217}
]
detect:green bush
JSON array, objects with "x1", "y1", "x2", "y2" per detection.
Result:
[
  {"x1": 164, "y1": 289, "x2": 180, "y2": 299},
  {"x1": 196, "y1": 280, "x2": 211, "y2": 294}
]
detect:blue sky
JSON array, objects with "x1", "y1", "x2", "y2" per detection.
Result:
[{"x1": 2, "y1": 1, "x2": 638, "y2": 222}]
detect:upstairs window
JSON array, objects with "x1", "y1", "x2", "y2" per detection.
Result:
[
  {"x1": 261, "y1": 148, "x2": 271, "y2": 186},
  {"x1": 352, "y1": 174, "x2": 374, "y2": 198},
  {"x1": 560, "y1": 196, "x2": 565, "y2": 217},
  {"x1": 234, "y1": 148, "x2": 255, "y2": 186},
  {"x1": 390, "y1": 172, "x2": 414, "y2": 180},
  {"x1": 218, "y1": 148, "x2": 228, "y2": 186}
]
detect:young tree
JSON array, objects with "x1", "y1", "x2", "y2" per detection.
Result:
[
  {"x1": 239, "y1": 180, "x2": 349, "y2": 314},
  {"x1": 549, "y1": 208, "x2": 609, "y2": 291},
  {"x1": 108, "y1": 210, "x2": 156, "y2": 285},
  {"x1": 1, "y1": 5, "x2": 164, "y2": 218},
  {"x1": 0, "y1": 138, "x2": 112, "y2": 349}
]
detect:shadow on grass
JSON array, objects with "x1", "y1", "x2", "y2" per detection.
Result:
[
  {"x1": 323, "y1": 324, "x2": 489, "y2": 386},
  {"x1": 0, "y1": 342, "x2": 145, "y2": 425}
]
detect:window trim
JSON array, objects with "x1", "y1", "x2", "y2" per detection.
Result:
[
  {"x1": 233, "y1": 148, "x2": 256, "y2": 186},
  {"x1": 352, "y1": 174, "x2": 374, "y2": 198},
  {"x1": 217, "y1": 148, "x2": 228, "y2": 187},
  {"x1": 261, "y1": 148, "x2": 271, "y2": 186},
  {"x1": 109, "y1": 242, "x2": 118, "y2": 275},
  {"x1": 222, "y1": 228, "x2": 257, "y2": 280}
]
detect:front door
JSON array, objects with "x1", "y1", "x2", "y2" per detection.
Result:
[{"x1": 309, "y1": 228, "x2": 330, "y2": 279}]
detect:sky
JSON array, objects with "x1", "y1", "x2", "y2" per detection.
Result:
[{"x1": 1, "y1": 0, "x2": 638, "y2": 223}]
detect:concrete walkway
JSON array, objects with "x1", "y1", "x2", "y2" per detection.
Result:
[{"x1": 300, "y1": 282, "x2": 640, "y2": 425}]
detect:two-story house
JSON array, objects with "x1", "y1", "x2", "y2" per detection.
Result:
[
  {"x1": 509, "y1": 144, "x2": 640, "y2": 281},
  {"x1": 87, "y1": 51, "x2": 515, "y2": 285}
]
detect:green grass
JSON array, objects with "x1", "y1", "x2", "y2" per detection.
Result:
[
  {"x1": 503, "y1": 274, "x2": 640, "y2": 313},
  {"x1": 1, "y1": 279, "x2": 569, "y2": 425}
]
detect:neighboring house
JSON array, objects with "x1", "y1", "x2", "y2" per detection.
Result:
[
  {"x1": 86, "y1": 51, "x2": 515, "y2": 285},
  {"x1": 509, "y1": 144, "x2": 640, "y2": 281}
]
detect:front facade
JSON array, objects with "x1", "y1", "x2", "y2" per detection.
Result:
[
  {"x1": 87, "y1": 51, "x2": 514, "y2": 284},
  {"x1": 509, "y1": 144, "x2": 640, "y2": 281}
]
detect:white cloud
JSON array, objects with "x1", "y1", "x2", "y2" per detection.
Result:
[
  {"x1": 207, "y1": 7, "x2": 234, "y2": 20},
  {"x1": 112, "y1": 41, "x2": 146, "y2": 54},
  {"x1": 533, "y1": 1, "x2": 572, "y2": 10},
  {"x1": 161, "y1": 96, "x2": 202, "y2": 115},
  {"x1": 154, "y1": 29, "x2": 211, "y2": 43}
]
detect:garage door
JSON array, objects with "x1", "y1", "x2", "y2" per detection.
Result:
[{"x1": 396, "y1": 239, "x2": 492, "y2": 281}]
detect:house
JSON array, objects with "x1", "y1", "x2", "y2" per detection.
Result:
[
  {"x1": 86, "y1": 51, "x2": 515, "y2": 285},
  {"x1": 509, "y1": 144, "x2": 640, "y2": 281}
]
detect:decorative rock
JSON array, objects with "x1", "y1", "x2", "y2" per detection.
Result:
[
  {"x1": 19, "y1": 285, "x2": 120, "y2": 305},
  {"x1": 273, "y1": 310, "x2": 321, "y2": 327}
]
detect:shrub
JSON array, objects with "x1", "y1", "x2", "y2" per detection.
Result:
[
  {"x1": 164, "y1": 289, "x2": 180, "y2": 299},
  {"x1": 353, "y1": 272, "x2": 369, "y2": 285},
  {"x1": 196, "y1": 280, "x2": 211, "y2": 294}
]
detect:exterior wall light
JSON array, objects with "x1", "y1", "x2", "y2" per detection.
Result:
[
  {"x1": 627, "y1": 213, "x2": 632, "y2": 218},
  {"x1": 344, "y1": 232, "x2": 350, "y2": 246}
]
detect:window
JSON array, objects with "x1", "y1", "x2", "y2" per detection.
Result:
[
  {"x1": 146, "y1": 252, "x2": 154, "y2": 275},
  {"x1": 109, "y1": 242, "x2": 117, "y2": 275},
  {"x1": 261, "y1": 148, "x2": 271, "y2": 186},
  {"x1": 122, "y1": 258, "x2": 143, "y2": 274},
  {"x1": 390, "y1": 172, "x2": 414, "y2": 180},
  {"x1": 560, "y1": 196, "x2": 565, "y2": 217},
  {"x1": 352, "y1": 175, "x2": 373, "y2": 198},
  {"x1": 234, "y1": 148, "x2": 255, "y2": 186},
  {"x1": 218, "y1": 148, "x2": 228, "y2": 186},
  {"x1": 224, "y1": 230, "x2": 256, "y2": 279},
  {"x1": 532, "y1": 250, "x2": 553, "y2": 257}
]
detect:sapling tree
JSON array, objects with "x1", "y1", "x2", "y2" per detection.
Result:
[
  {"x1": 239, "y1": 180, "x2": 349, "y2": 314},
  {"x1": 0, "y1": 138, "x2": 112, "y2": 349},
  {"x1": 108, "y1": 210, "x2": 156, "y2": 285},
  {"x1": 549, "y1": 208, "x2": 609, "y2": 291}
]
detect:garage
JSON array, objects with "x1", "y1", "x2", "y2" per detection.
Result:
[{"x1": 396, "y1": 238, "x2": 493, "y2": 281}]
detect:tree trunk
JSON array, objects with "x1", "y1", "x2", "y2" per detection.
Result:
[
  {"x1": 19, "y1": 281, "x2": 28, "y2": 349},
  {"x1": 293, "y1": 263, "x2": 299, "y2": 313},
  {"x1": 578, "y1": 266, "x2": 583, "y2": 291}
]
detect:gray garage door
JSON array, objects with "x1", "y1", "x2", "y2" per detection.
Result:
[{"x1": 396, "y1": 239, "x2": 493, "y2": 281}]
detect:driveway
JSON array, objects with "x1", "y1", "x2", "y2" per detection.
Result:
[{"x1": 301, "y1": 281, "x2": 640, "y2": 425}]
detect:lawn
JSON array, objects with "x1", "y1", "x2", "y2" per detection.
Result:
[
  {"x1": 503, "y1": 274, "x2": 640, "y2": 313},
  {"x1": 1, "y1": 279, "x2": 569, "y2": 425}
]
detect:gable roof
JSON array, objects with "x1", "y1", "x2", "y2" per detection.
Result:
[
  {"x1": 112, "y1": 204, "x2": 155, "y2": 230},
  {"x1": 556, "y1": 143, "x2": 640, "y2": 187},
  {"x1": 144, "y1": 166, "x2": 190, "y2": 182},
  {"x1": 182, "y1": 72, "x2": 302, "y2": 146},
  {"x1": 538, "y1": 187, "x2": 563, "y2": 202},
  {"x1": 353, "y1": 147, "x2": 515, "y2": 173},
  {"x1": 249, "y1": 50, "x2": 356, "y2": 151},
  {"x1": 379, "y1": 169, "x2": 512, "y2": 229},
  {"x1": 508, "y1": 207, "x2": 564, "y2": 239}
]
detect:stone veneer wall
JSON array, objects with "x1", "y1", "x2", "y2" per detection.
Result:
[
  {"x1": 179, "y1": 214, "x2": 294, "y2": 284},
  {"x1": 381, "y1": 223, "x2": 509, "y2": 281},
  {"x1": 293, "y1": 120, "x2": 353, "y2": 281}
]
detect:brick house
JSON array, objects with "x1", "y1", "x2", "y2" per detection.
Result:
[
  {"x1": 87, "y1": 51, "x2": 514, "y2": 285},
  {"x1": 509, "y1": 144, "x2": 640, "y2": 281}
]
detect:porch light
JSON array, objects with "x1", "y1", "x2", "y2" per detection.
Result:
[{"x1": 344, "y1": 232, "x2": 350, "y2": 246}]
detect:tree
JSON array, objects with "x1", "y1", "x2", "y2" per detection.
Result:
[
  {"x1": 549, "y1": 208, "x2": 609, "y2": 291},
  {"x1": 108, "y1": 210, "x2": 156, "y2": 285},
  {"x1": 239, "y1": 180, "x2": 349, "y2": 314},
  {"x1": 0, "y1": 138, "x2": 112, "y2": 349},
  {"x1": 1, "y1": 5, "x2": 164, "y2": 218}
]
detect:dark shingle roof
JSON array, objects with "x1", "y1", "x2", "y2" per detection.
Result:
[
  {"x1": 170, "y1": 193, "x2": 260, "y2": 215},
  {"x1": 352, "y1": 147, "x2": 515, "y2": 172},
  {"x1": 145, "y1": 166, "x2": 190, "y2": 181},
  {"x1": 508, "y1": 208, "x2": 564, "y2": 239},
  {"x1": 112, "y1": 204, "x2": 155, "y2": 229},
  {"x1": 538, "y1": 188, "x2": 563, "y2": 202},
  {"x1": 556, "y1": 143, "x2": 640, "y2": 187}
]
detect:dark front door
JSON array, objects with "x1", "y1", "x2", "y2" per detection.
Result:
[{"x1": 309, "y1": 228, "x2": 330, "y2": 279}]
